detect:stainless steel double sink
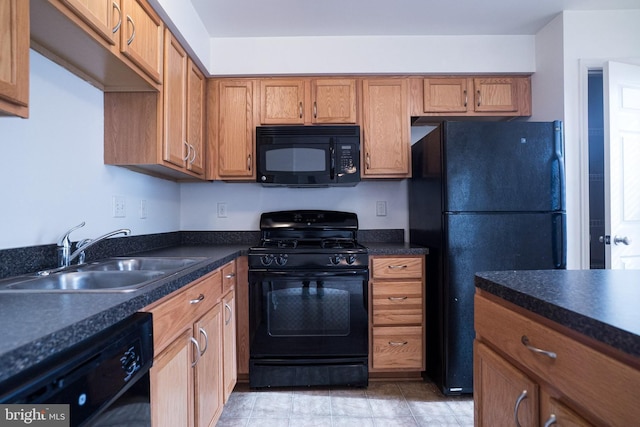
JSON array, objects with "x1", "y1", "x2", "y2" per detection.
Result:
[{"x1": 0, "y1": 257, "x2": 205, "y2": 293}]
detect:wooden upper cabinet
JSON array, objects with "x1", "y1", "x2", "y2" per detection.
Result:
[
  {"x1": 163, "y1": 30, "x2": 205, "y2": 177},
  {"x1": 311, "y1": 78, "x2": 357, "y2": 124},
  {"x1": 260, "y1": 79, "x2": 305, "y2": 124},
  {"x1": 119, "y1": 0, "x2": 163, "y2": 83},
  {"x1": 259, "y1": 78, "x2": 357, "y2": 124},
  {"x1": 163, "y1": 31, "x2": 188, "y2": 169},
  {"x1": 473, "y1": 77, "x2": 518, "y2": 112},
  {"x1": 60, "y1": 0, "x2": 119, "y2": 46},
  {"x1": 422, "y1": 78, "x2": 469, "y2": 113},
  {"x1": 416, "y1": 76, "x2": 531, "y2": 117},
  {"x1": 361, "y1": 79, "x2": 411, "y2": 178},
  {"x1": 0, "y1": 0, "x2": 29, "y2": 118},
  {"x1": 186, "y1": 59, "x2": 205, "y2": 175},
  {"x1": 213, "y1": 79, "x2": 256, "y2": 180}
]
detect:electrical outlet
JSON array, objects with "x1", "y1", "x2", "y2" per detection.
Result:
[
  {"x1": 112, "y1": 196, "x2": 126, "y2": 218},
  {"x1": 217, "y1": 202, "x2": 228, "y2": 218},
  {"x1": 376, "y1": 201, "x2": 387, "y2": 217},
  {"x1": 139, "y1": 200, "x2": 148, "y2": 219}
]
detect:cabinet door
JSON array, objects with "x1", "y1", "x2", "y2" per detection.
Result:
[
  {"x1": 422, "y1": 78, "x2": 469, "y2": 113},
  {"x1": 474, "y1": 341, "x2": 538, "y2": 427},
  {"x1": 311, "y1": 78, "x2": 357, "y2": 123},
  {"x1": 0, "y1": 0, "x2": 29, "y2": 118},
  {"x1": 361, "y1": 79, "x2": 411, "y2": 177},
  {"x1": 234, "y1": 256, "x2": 250, "y2": 377},
  {"x1": 186, "y1": 59, "x2": 205, "y2": 175},
  {"x1": 61, "y1": 0, "x2": 119, "y2": 45},
  {"x1": 222, "y1": 288, "x2": 237, "y2": 403},
  {"x1": 260, "y1": 79, "x2": 305, "y2": 124},
  {"x1": 216, "y1": 80, "x2": 255, "y2": 179},
  {"x1": 151, "y1": 329, "x2": 194, "y2": 427},
  {"x1": 473, "y1": 77, "x2": 517, "y2": 112},
  {"x1": 163, "y1": 31, "x2": 188, "y2": 169},
  {"x1": 120, "y1": 0, "x2": 163, "y2": 83},
  {"x1": 194, "y1": 304, "x2": 223, "y2": 427}
]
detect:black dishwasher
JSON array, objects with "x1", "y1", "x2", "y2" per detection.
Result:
[{"x1": 0, "y1": 312, "x2": 153, "y2": 427}]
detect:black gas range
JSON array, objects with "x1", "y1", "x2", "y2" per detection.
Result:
[
  {"x1": 247, "y1": 210, "x2": 369, "y2": 388},
  {"x1": 248, "y1": 210, "x2": 368, "y2": 271}
]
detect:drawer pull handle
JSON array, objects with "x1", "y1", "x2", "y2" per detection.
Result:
[
  {"x1": 199, "y1": 327, "x2": 209, "y2": 355},
  {"x1": 388, "y1": 341, "x2": 408, "y2": 346},
  {"x1": 190, "y1": 337, "x2": 201, "y2": 367},
  {"x1": 521, "y1": 335, "x2": 557, "y2": 359},
  {"x1": 190, "y1": 294, "x2": 205, "y2": 304},
  {"x1": 543, "y1": 414, "x2": 557, "y2": 427},
  {"x1": 388, "y1": 296, "x2": 408, "y2": 301},
  {"x1": 513, "y1": 390, "x2": 528, "y2": 427},
  {"x1": 388, "y1": 265, "x2": 408, "y2": 269},
  {"x1": 225, "y1": 273, "x2": 236, "y2": 279}
]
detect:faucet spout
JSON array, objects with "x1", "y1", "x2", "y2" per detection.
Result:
[
  {"x1": 68, "y1": 228, "x2": 131, "y2": 265},
  {"x1": 57, "y1": 222, "x2": 86, "y2": 267}
]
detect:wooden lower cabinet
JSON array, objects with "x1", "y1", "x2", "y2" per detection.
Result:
[
  {"x1": 369, "y1": 255, "x2": 425, "y2": 374},
  {"x1": 222, "y1": 287, "x2": 237, "y2": 402},
  {"x1": 194, "y1": 304, "x2": 223, "y2": 427},
  {"x1": 474, "y1": 291, "x2": 640, "y2": 426},
  {"x1": 150, "y1": 329, "x2": 194, "y2": 427},
  {"x1": 146, "y1": 269, "x2": 225, "y2": 427}
]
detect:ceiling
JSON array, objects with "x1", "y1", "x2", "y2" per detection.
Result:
[{"x1": 188, "y1": 0, "x2": 640, "y2": 38}]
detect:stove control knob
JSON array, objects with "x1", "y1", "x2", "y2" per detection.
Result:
[
  {"x1": 330, "y1": 255, "x2": 344, "y2": 265},
  {"x1": 346, "y1": 255, "x2": 357, "y2": 265},
  {"x1": 260, "y1": 255, "x2": 274, "y2": 266},
  {"x1": 275, "y1": 254, "x2": 288, "y2": 266}
]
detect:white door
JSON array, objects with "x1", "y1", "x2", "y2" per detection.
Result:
[{"x1": 603, "y1": 61, "x2": 640, "y2": 269}]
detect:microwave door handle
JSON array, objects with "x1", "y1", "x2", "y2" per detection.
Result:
[{"x1": 330, "y1": 138, "x2": 336, "y2": 179}]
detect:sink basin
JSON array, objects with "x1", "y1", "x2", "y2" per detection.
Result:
[
  {"x1": 2, "y1": 270, "x2": 166, "y2": 293},
  {"x1": 0, "y1": 256, "x2": 206, "y2": 293},
  {"x1": 77, "y1": 257, "x2": 205, "y2": 272}
]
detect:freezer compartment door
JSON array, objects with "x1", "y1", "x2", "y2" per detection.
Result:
[
  {"x1": 440, "y1": 212, "x2": 565, "y2": 393},
  {"x1": 442, "y1": 121, "x2": 564, "y2": 212}
]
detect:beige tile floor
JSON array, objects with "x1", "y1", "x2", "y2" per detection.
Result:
[{"x1": 217, "y1": 380, "x2": 474, "y2": 426}]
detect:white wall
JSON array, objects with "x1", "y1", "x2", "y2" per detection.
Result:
[
  {"x1": 180, "y1": 180, "x2": 408, "y2": 232},
  {"x1": 0, "y1": 51, "x2": 180, "y2": 250},
  {"x1": 532, "y1": 10, "x2": 640, "y2": 269},
  {"x1": 208, "y1": 35, "x2": 536, "y2": 76}
]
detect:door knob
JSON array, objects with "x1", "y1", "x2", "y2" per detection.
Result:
[{"x1": 614, "y1": 235, "x2": 631, "y2": 245}]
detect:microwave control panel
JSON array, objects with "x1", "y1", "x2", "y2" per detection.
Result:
[{"x1": 337, "y1": 144, "x2": 358, "y2": 174}]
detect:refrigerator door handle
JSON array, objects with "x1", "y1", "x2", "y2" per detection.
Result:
[{"x1": 552, "y1": 213, "x2": 566, "y2": 268}]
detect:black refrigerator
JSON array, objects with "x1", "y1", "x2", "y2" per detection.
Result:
[{"x1": 409, "y1": 121, "x2": 566, "y2": 395}]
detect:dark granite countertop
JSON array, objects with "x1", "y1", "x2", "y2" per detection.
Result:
[
  {"x1": 475, "y1": 269, "x2": 640, "y2": 359},
  {"x1": 0, "y1": 240, "x2": 425, "y2": 384},
  {"x1": 0, "y1": 245, "x2": 246, "y2": 384}
]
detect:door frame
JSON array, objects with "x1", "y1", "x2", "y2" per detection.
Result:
[{"x1": 578, "y1": 58, "x2": 640, "y2": 269}]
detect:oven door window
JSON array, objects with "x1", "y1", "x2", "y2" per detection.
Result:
[
  {"x1": 250, "y1": 272, "x2": 368, "y2": 358},
  {"x1": 267, "y1": 282, "x2": 350, "y2": 337}
]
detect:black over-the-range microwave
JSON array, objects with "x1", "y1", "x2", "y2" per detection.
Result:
[{"x1": 256, "y1": 125, "x2": 361, "y2": 187}]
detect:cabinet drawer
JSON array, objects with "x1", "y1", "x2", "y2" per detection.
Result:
[
  {"x1": 147, "y1": 270, "x2": 222, "y2": 354},
  {"x1": 221, "y1": 260, "x2": 237, "y2": 292},
  {"x1": 372, "y1": 281, "x2": 423, "y2": 325},
  {"x1": 475, "y1": 293, "x2": 640, "y2": 425},
  {"x1": 372, "y1": 326, "x2": 423, "y2": 370},
  {"x1": 371, "y1": 257, "x2": 423, "y2": 280}
]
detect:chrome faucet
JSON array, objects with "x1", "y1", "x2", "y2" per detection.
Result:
[{"x1": 57, "y1": 222, "x2": 131, "y2": 267}]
